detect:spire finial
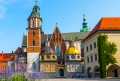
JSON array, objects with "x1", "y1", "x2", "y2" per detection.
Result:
[
  {"x1": 36, "y1": 0, "x2": 37, "y2": 4},
  {"x1": 56, "y1": 23, "x2": 58, "y2": 27},
  {"x1": 71, "y1": 32, "x2": 72, "y2": 40},
  {"x1": 83, "y1": 10, "x2": 85, "y2": 19}
]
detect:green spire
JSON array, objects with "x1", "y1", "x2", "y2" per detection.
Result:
[
  {"x1": 28, "y1": 0, "x2": 40, "y2": 19},
  {"x1": 80, "y1": 14, "x2": 90, "y2": 32}
]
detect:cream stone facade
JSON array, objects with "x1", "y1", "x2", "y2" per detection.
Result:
[
  {"x1": 83, "y1": 32, "x2": 99, "y2": 78},
  {"x1": 83, "y1": 31, "x2": 120, "y2": 78}
]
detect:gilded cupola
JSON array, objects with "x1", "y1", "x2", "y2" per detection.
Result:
[{"x1": 65, "y1": 33, "x2": 80, "y2": 55}]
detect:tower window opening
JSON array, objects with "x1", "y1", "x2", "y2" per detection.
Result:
[
  {"x1": 33, "y1": 40, "x2": 35, "y2": 46},
  {"x1": 33, "y1": 31, "x2": 35, "y2": 36},
  {"x1": 33, "y1": 21, "x2": 35, "y2": 26}
]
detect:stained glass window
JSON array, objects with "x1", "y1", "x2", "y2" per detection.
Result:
[{"x1": 56, "y1": 44, "x2": 60, "y2": 56}]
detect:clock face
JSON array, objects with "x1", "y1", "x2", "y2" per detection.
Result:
[{"x1": 71, "y1": 55, "x2": 75, "y2": 59}]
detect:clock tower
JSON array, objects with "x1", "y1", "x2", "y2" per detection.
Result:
[{"x1": 27, "y1": 1, "x2": 43, "y2": 72}]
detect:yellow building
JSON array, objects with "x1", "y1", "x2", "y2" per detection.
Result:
[
  {"x1": 40, "y1": 46, "x2": 58, "y2": 78},
  {"x1": 82, "y1": 18, "x2": 120, "y2": 78}
]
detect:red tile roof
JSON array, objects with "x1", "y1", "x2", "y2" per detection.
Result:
[
  {"x1": 85, "y1": 17, "x2": 120, "y2": 40},
  {"x1": 0, "y1": 53, "x2": 12, "y2": 62}
]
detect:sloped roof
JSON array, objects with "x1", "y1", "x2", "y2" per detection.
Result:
[
  {"x1": 18, "y1": 52, "x2": 27, "y2": 57},
  {"x1": 41, "y1": 46, "x2": 55, "y2": 54},
  {"x1": 0, "y1": 53, "x2": 12, "y2": 62},
  {"x1": 62, "y1": 32, "x2": 90, "y2": 40},
  {"x1": 22, "y1": 31, "x2": 90, "y2": 47},
  {"x1": 41, "y1": 34, "x2": 52, "y2": 45},
  {"x1": 28, "y1": 6, "x2": 40, "y2": 19},
  {"x1": 84, "y1": 17, "x2": 120, "y2": 40},
  {"x1": 14, "y1": 47, "x2": 23, "y2": 54}
]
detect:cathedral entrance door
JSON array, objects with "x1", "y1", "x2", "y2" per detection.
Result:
[{"x1": 60, "y1": 69, "x2": 64, "y2": 77}]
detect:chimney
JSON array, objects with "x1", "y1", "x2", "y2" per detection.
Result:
[
  {"x1": 12, "y1": 51, "x2": 13, "y2": 54},
  {"x1": 2, "y1": 51, "x2": 3, "y2": 57}
]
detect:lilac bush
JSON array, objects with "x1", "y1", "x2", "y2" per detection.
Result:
[{"x1": 0, "y1": 58, "x2": 46, "y2": 81}]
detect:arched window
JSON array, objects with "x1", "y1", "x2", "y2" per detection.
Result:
[
  {"x1": 32, "y1": 62, "x2": 36, "y2": 72},
  {"x1": 33, "y1": 40, "x2": 35, "y2": 46},
  {"x1": 33, "y1": 31, "x2": 35, "y2": 36},
  {"x1": 56, "y1": 44, "x2": 60, "y2": 56}
]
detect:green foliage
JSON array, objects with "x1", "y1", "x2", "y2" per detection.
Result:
[
  {"x1": 97, "y1": 34, "x2": 117, "y2": 78},
  {"x1": 12, "y1": 74, "x2": 27, "y2": 81}
]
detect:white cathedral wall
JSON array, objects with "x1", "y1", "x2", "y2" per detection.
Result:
[
  {"x1": 27, "y1": 53, "x2": 40, "y2": 72},
  {"x1": 66, "y1": 62, "x2": 82, "y2": 72}
]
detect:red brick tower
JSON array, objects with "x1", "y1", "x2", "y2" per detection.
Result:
[{"x1": 27, "y1": 1, "x2": 42, "y2": 72}]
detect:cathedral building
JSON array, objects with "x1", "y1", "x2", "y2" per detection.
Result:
[{"x1": 21, "y1": 1, "x2": 90, "y2": 77}]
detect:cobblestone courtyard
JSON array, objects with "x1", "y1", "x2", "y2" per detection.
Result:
[{"x1": 39, "y1": 78, "x2": 120, "y2": 81}]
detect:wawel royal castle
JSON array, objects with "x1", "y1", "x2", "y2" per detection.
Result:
[
  {"x1": 1, "y1": 1, "x2": 120, "y2": 78},
  {"x1": 22, "y1": 1, "x2": 90, "y2": 78}
]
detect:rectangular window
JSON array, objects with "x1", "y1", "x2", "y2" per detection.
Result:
[
  {"x1": 87, "y1": 56, "x2": 89, "y2": 63},
  {"x1": 90, "y1": 44, "x2": 92, "y2": 51},
  {"x1": 86, "y1": 46, "x2": 88, "y2": 52},
  {"x1": 94, "y1": 42, "x2": 96, "y2": 49},
  {"x1": 95, "y1": 54, "x2": 97, "y2": 61},
  {"x1": 91, "y1": 55, "x2": 93, "y2": 62}
]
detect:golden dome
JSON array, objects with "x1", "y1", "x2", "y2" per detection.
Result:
[{"x1": 65, "y1": 47, "x2": 80, "y2": 55}]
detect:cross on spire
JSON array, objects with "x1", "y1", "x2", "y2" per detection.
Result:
[{"x1": 56, "y1": 23, "x2": 58, "y2": 27}]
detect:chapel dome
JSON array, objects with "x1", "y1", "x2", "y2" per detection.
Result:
[
  {"x1": 41, "y1": 46, "x2": 55, "y2": 54},
  {"x1": 65, "y1": 47, "x2": 80, "y2": 55}
]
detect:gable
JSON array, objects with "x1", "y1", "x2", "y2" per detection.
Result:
[{"x1": 50, "y1": 26, "x2": 64, "y2": 42}]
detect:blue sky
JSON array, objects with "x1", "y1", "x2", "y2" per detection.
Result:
[{"x1": 0, "y1": 0, "x2": 120, "y2": 53}]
